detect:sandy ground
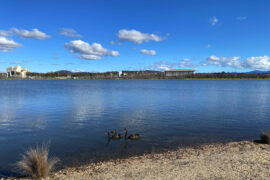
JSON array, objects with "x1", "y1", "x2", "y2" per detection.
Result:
[{"x1": 39, "y1": 141, "x2": 270, "y2": 180}]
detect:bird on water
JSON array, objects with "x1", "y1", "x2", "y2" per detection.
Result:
[{"x1": 124, "y1": 128, "x2": 140, "y2": 140}]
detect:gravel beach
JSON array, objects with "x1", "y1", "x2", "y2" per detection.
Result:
[{"x1": 43, "y1": 141, "x2": 270, "y2": 180}]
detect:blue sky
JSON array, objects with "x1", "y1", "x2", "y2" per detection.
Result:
[{"x1": 0, "y1": 0, "x2": 269, "y2": 73}]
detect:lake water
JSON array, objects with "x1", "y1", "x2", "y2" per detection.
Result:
[{"x1": 1, "y1": 80, "x2": 270, "y2": 176}]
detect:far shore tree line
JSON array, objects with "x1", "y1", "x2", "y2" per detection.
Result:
[{"x1": 1, "y1": 71, "x2": 270, "y2": 79}]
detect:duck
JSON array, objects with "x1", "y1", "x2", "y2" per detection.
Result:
[
  {"x1": 111, "y1": 129, "x2": 122, "y2": 139},
  {"x1": 104, "y1": 130, "x2": 112, "y2": 144},
  {"x1": 124, "y1": 128, "x2": 140, "y2": 140},
  {"x1": 104, "y1": 130, "x2": 112, "y2": 139}
]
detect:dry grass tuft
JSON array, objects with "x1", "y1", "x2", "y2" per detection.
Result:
[
  {"x1": 260, "y1": 132, "x2": 270, "y2": 144},
  {"x1": 16, "y1": 143, "x2": 59, "y2": 178}
]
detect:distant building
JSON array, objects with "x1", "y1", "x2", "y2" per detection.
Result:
[
  {"x1": 6, "y1": 66, "x2": 30, "y2": 78},
  {"x1": 118, "y1": 71, "x2": 127, "y2": 77},
  {"x1": 0, "y1": 72, "x2": 7, "y2": 78},
  {"x1": 165, "y1": 69, "x2": 195, "y2": 77}
]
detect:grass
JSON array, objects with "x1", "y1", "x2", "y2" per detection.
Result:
[
  {"x1": 260, "y1": 132, "x2": 270, "y2": 144},
  {"x1": 16, "y1": 143, "x2": 59, "y2": 178}
]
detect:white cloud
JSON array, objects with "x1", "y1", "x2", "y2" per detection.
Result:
[
  {"x1": 209, "y1": 16, "x2": 219, "y2": 26},
  {"x1": 140, "y1": 49, "x2": 156, "y2": 56},
  {"x1": 60, "y1": 28, "x2": 82, "y2": 38},
  {"x1": 118, "y1": 29, "x2": 164, "y2": 44},
  {"x1": 150, "y1": 61, "x2": 176, "y2": 71},
  {"x1": 244, "y1": 56, "x2": 270, "y2": 70},
  {"x1": 64, "y1": 40, "x2": 120, "y2": 60},
  {"x1": 206, "y1": 55, "x2": 242, "y2": 68},
  {"x1": 145, "y1": 59, "x2": 197, "y2": 71},
  {"x1": 0, "y1": 30, "x2": 9, "y2": 36},
  {"x1": 179, "y1": 58, "x2": 196, "y2": 68},
  {"x1": 0, "y1": 36, "x2": 22, "y2": 52},
  {"x1": 22, "y1": 60, "x2": 32, "y2": 63},
  {"x1": 79, "y1": 54, "x2": 102, "y2": 60},
  {"x1": 205, "y1": 55, "x2": 270, "y2": 70},
  {"x1": 236, "y1": 16, "x2": 247, "y2": 21},
  {"x1": 205, "y1": 44, "x2": 211, "y2": 48},
  {"x1": 11, "y1": 28, "x2": 50, "y2": 40},
  {"x1": 10, "y1": 62, "x2": 20, "y2": 65},
  {"x1": 72, "y1": 69, "x2": 86, "y2": 72},
  {"x1": 110, "y1": 51, "x2": 120, "y2": 56}
]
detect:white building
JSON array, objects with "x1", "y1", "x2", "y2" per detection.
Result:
[
  {"x1": 118, "y1": 71, "x2": 127, "y2": 77},
  {"x1": 165, "y1": 69, "x2": 195, "y2": 77},
  {"x1": 6, "y1": 66, "x2": 30, "y2": 78}
]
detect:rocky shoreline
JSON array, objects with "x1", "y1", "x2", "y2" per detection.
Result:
[
  {"x1": 50, "y1": 141, "x2": 270, "y2": 179},
  {"x1": 5, "y1": 140, "x2": 270, "y2": 180}
]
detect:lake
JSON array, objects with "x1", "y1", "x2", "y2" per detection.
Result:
[{"x1": 0, "y1": 80, "x2": 270, "y2": 176}]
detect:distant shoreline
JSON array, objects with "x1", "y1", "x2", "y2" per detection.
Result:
[
  {"x1": 2, "y1": 70, "x2": 270, "y2": 80},
  {"x1": 1, "y1": 78, "x2": 270, "y2": 80}
]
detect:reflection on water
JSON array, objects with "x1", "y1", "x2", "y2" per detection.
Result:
[{"x1": 0, "y1": 80, "x2": 270, "y2": 176}]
